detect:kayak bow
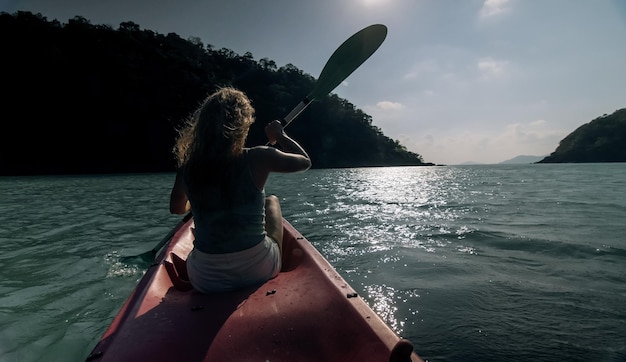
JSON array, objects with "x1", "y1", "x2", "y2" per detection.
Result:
[{"x1": 87, "y1": 216, "x2": 422, "y2": 362}]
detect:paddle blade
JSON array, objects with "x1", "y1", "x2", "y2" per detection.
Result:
[
  {"x1": 281, "y1": 23, "x2": 387, "y2": 127},
  {"x1": 308, "y1": 24, "x2": 387, "y2": 100}
]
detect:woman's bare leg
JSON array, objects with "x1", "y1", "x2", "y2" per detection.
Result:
[{"x1": 264, "y1": 195, "x2": 283, "y2": 254}]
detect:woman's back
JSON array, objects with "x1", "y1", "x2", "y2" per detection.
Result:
[
  {"x1": 169, "y1": 87, "x2": 311, "y2": 293},
  {"x1": 188, "y1": 150, "x2": 266, "y2": 254}
]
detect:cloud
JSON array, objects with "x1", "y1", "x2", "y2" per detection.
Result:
[
  {"x1": 477, "y1": 57, "x2": 509, "y2": 79},
  {"x1": 403, "y1": 59, "x2": 439, "y2": 80},
  {"x1": 376, "y1": 101, "x2": 404, "y2": 110},
  {"x1": 497, "y1": 120, "x2": 563, "y2": 146},
  {"x1": 396, "y1": 119, "x2": 567, "y2": 165},
  {"x1": 479, "y1": 0, "x2": 511, "y2": 18}
]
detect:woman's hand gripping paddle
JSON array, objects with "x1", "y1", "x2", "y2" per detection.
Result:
[{"x1": 281, "y1": 24, "x2": 388, "y2": 127}]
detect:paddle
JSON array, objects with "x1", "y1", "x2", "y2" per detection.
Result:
[
  {"x1": 280, "y1": 23, "x2": 388, "y2": 127},
  {"x1": 120, "y1": 212, "x2": 193, "y2": 263}
]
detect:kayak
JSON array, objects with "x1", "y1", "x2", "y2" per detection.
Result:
[{"x1": 86, "y1": 214, "x2": 423, "y2": 362}]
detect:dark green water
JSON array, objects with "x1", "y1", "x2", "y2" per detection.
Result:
[{"x1": 1, "y1": 164, "x2": 625, "y2": 361}]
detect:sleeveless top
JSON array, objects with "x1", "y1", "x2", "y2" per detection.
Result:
[{"x1": 187, "y1": 149, "x2": 266, "y2": 254}]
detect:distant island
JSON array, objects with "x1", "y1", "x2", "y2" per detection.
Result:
[
  {"x1": 538, "y1": 108, "x2": 626, "y2": 163},
  {"x1": 457, "y1": 155, "x2": 545, "y2": 165},
  {"x1": 0, "y1": 11, "x2": 431, "y2": 176},
  {"x1": 500, "y1": 155, "x2": 546, "y2": 164}
]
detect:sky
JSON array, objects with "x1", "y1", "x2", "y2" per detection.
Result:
[{"x1": 2, "y1": 0, "x2": 625, "y2": 165}]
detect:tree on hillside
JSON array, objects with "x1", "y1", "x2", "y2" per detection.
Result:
[{"x1": 539, "y1": 108, "x2": 626, "y2": 163}]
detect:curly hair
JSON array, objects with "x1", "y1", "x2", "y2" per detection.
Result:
[
  {"x1": 172, "y1": 87, "x2": 255, "y2": 203},
  {"x1": 173, "y1": 87, "x2": 255, "y2": 169}
]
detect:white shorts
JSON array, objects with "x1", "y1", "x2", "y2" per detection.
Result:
[{"x1": 186, "y1": 236, "x2": 281, "y2": 293}]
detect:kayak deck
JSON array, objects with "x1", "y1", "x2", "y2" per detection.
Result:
[{"x1": 87, "y1": 216, "x2": 422, "y2": 362}]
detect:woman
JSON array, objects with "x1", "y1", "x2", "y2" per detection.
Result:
[{"x1": 169, "y1": 87, "x2": 311, "y2": 293}]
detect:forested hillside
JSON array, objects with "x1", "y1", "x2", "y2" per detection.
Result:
[
  {"x1": 0, "y1": 11, "x2": 430, "y2": 176},
  {"x1": 539, "y1": 108, "x2": 626, "y2": 163}
]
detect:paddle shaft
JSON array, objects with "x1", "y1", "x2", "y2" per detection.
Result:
[
  {"x1": 280, "y1": 24, "x2": 387, "y2": 128},
  {"x1": 149, "y1": 212, "x2": 193, "y2": 257},
  {"x1": 120, "y1": 212, "x2": 193, "y2": 262}
]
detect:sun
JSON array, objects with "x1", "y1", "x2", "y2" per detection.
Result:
[{"x1": 361, "y1": 0, "x2": 390, "y2": 8}]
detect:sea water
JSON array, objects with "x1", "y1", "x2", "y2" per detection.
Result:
[{"x1": 0, "y1": 164, "x2": 624, "y2": 361}]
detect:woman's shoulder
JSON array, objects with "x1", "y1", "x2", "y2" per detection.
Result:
[
  {"x1": 246, "y1": 146, "x2": 282, "y2": 169},
  {"x1": 246, "y1": 146, "x2": 274, "y2": 156}
]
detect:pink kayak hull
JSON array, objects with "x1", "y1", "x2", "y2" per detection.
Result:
[{"x1": 86, "y1": 216, "x2": 422, "y2": 362}]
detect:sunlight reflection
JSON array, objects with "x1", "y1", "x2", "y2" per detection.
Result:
[
  {"x1": 457, "y1": 246, "x2": 478, "y2": 255},
  {"x1": 273, "y1": 166, "x2": 485, "y2": 265},
  {"x1": 105, "y1": 251, "x2": 145, "y2": 278},
  {"x1": 363, "y1": 285, "x2": 423, "y2": 335},
  {"x1": 364, "y1": 284, "x2": 400, "y2": 332}
]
